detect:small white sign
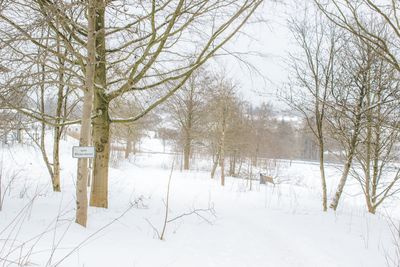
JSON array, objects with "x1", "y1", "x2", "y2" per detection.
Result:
[{"x1": 72, "y1": 146, "x2": 95, "y2": 158}]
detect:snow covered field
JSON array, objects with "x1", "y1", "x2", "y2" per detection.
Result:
[{"x1": 0, "y1": 136, "x2": 398, "y2": 267}]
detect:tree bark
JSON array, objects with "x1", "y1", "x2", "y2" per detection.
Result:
[
  {"x1": 89, "y1": 91, "x2": 110, "y2": 208},
  {"x1": 229, "y1": 150, "x2": 237, "y2": 176},
  {"x1": 52, "y1": 50, "x2": 65, "y2": 193},
  {"x1": 318, "y1": 140, "x2": 327, "y2": 211},
  {"x1": 220, "y1": 107, "x2": 226, "y2": 186},
  {"x1": 75, "y1": 0, "x2": 96, "y2": 227},
  {"x1": 52, "y1": 127, "x2": 61, "y2": 192},
  {"x1": 211, "y1": 147, "x2": 220, "y2": 179},
  {"x1": 39, "y1": 63, "x2": 57, "y2": 191},
  {"x1": 330, "y1": 113, "x2": 362, "y2": 210},
  {"x1": 89, "y1": 0, "x2": 109, "y2": 209},
  {"x1": 125, "y1": 138, "x2": 132, "y2": 159},
  {"x1": 330, "y1": 79, "x2": 365, "y2": 211},
  {"x1": 183, "y1": 135, "x2": 191, "y2": 170}
]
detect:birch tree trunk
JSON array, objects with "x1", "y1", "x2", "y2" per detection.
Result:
[
  {"x1": 330, "y1": 107, "x2": 363, "y2": 210},
  {"x1": 318, "y1": 140, "x2": 327, "y2": 211}
]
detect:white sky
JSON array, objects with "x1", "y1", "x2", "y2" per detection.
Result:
[{"x1": 215, "y1": 1, "x2": 296, "y2": 108}]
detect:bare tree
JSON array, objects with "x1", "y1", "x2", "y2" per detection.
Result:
[
  {"x1": 286, "y1": 8, "x2": 338, "y2": 211},
  {"x1": 351, "y1": 55, "x2": 400, "y2": 214},
  {"x1": 314, "y1": 0, "x2": 400, "y2": 72},
  {"x1": 86, "y1": 0, "x2": 263, "y2": 207},
  {"x1": 165, "y1": 69, "x2": 209, "y2": 170},
  {"x1": 326, "y1": 34, "x2": 374, "y2": 210},
  {"x1": 111, "y1": 98, "x2": 155, "y2": 159},
  {"x1": 207, "y1": 78, "x2": 238, "y2": 186}
]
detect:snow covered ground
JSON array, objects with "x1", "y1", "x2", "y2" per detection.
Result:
[{"x1": 0, "y1": 136, "x2": 398, "y2": 267}]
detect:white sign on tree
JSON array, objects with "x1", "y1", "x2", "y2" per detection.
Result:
[{"x1": 72, "y1": 146, "x2": 95, "y2": 158}]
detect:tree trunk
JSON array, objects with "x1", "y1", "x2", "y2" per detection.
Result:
[
  {"x1": 211, "y1": 147, "x2": 220, "y2": 179},
  {"x1": 237, "y1": 158, "x2": 243, "y2": 176},
  {"x1": 52, "y1": 127, "x2": 61, "y2": 192},
  {"x1": 75, "y1": 92, "x2": 92, "y2": 225},
  {"x1": 87, "y1": 131, "x2": 93, "y2": 188},
  {"x1": 39, "y1": 63, "x2": 57, "y2": 191},
  {"x1": 52, "y1": 54, "x2": 65, "y2": 193},
  {"x1": 75, "y1": 0, "x2": 96, "y2": 227},
  {"x1": 220, "y1": 111, "x2": 226, "y2": 186},
  {"x1": 229, "y1": 155, "x2": 234, "y2": 176},
  {"x1": 229, "y1": 150, "x2": 237, "y2": 176},
  {"x1": 125, "y1": 138, "x2": 132, "y2": 159},
  {"x1": 318, "y1": 140, "x2": 327, "y2": 211},
  {"x1": 364, "y1": 103, "x2": 373, "y2": 214},
  {"x1": 89, "y1": 92, "x2": 110, "y2": 208},
  {"x1": 330, "y1": 89, "x2": 364, "y2": 211},
  {"x1": 17, "y1": 127, "x2": 22, "y2": 143},
  {"x1": 330, "y1": 124, "x2": 360, "y2": 211},
  {"x1": 40, "y1": 122, "x2": 54, "y2": 188},
  {"x1": 183, "y1": 136, "x2": 191, "y2": 170},
  {"x1": 89, "y1": 0, "x2": 109, "y2": 209},
  {"x1": 220, "y1": 146, "x2": 225, "y2": 186},
  {"x1": 370, "y1": 91, "x2": 381, "y2": 212},
  {"x1": 330, "y1": 158, "x2": 352, "y2": 210}
]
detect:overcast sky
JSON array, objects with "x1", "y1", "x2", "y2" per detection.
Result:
[{"x1": 215, "y1": 1, "x2": 296, "y2": 109}]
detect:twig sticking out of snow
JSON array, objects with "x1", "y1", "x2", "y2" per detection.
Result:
[{"x1": 146, "y1": 158, "x2": 216, "y2": 241}]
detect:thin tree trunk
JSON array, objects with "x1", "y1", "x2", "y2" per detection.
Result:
[
  {"x1": 220, "y1": 110, "x2": 226, "y2": 186},
  {"x1": 370, "y1": 90, "x2": 381, "y2": 213},
  {"x1": 232, "y1": 151, "x2": 237, "y2": 176},
  {"x1": 17, "y1": 127, "x2": 22, "y2": 143},
  {"x1": 75, "y1": 0, "x2": 96, "y2": 226},
  {"x1": 237, "y1": 157, "x2": 243, "y2": 176},
  {"x1": 125, "y1": 138, "x2": 132, "y2": 159},
  {"x1": 211, "y1": 147, "x2": 220, "y2": 179},
  {"x1": 229, "y1": 155, "x2": 234, "y2": 176},
  {"x1": 39, "y1": 63, "x2": 56, "y2": 190},
  {"x1": 364, "y1": 97, "x2": 373, "y2": 213},
  {"x1": 87, "y1": 128, "x2": 93, "y2": 188},
  {"x1": 318, "y1": 140, "x2": 327, "y2": 211},
  {"x1": 52, "y1": 47, "x2": 65, "y2": 193},
  {"x1": 330, "y1": 158, "x2": 352, "y2": 210},
  {"x1": 183, "y1": 121, "x2": 192, "y2": 170},
  {"x1": 52, "y1": 127, "x2": 61, "y2": 192},
  {"x1": 40, "y1": 122, "x2": 54, "y2": 188},
  {"x1": 330, "y1": 122, "x2": 361, "y2": 210},
  {"x1": 183, "y1": 139, "x2": 191, "y2": 170},
  {"x1": 330, "y1": 87, "x2": 364, "y2": 211}
]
